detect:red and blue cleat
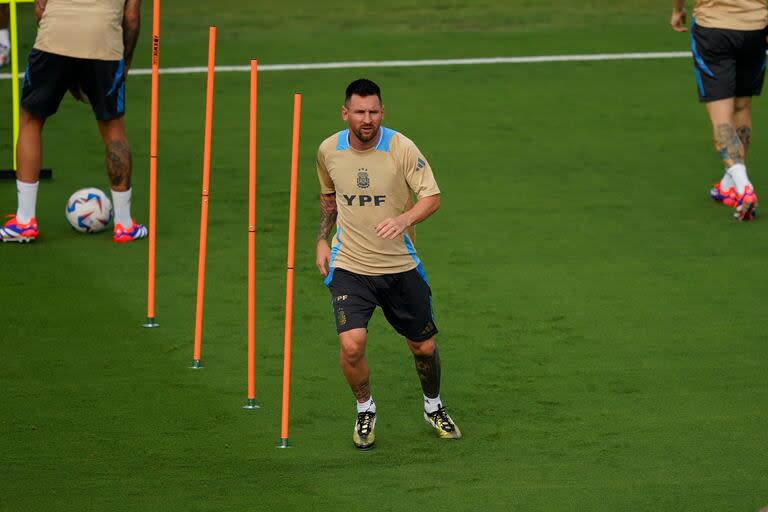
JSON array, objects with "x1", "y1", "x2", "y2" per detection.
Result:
[
  {"x1": 113, "y1": 219, "x2": 148, "y2": 243},
  {"x1": 734, "y1": 185, "x2": 758, "y2": 221},
  {"x1": 0, "y1": 215, "x2": 39, "y2": 243},
  {"x1": 710, "y1": 182, "x2": 738, "y2": 207}
]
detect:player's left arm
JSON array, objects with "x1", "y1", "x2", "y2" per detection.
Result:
[
  {"x1": 375, "y1": 141, "x2": 441, "y2": 240},
  {"x1": 122, "y1": 0, "x2": 141, "y2": 71}
]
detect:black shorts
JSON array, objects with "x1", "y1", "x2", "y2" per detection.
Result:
[
  {"x1": 690, "y1": 21, "x2": 768, "y2": 102},
  {"x1": 326, "y1": 266, "x2": 438, "y2": 342},
  {"x1": 21, "y1": 49, "x2": 126, "y2": 120}
]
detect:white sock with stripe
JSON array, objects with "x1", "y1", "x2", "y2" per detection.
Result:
[
  {"x1": 0, "y1": 29, "x2": 9, "y2": 48},
  {"x1": 16, "y1": 180, "x2": 39, "y2": 224}
]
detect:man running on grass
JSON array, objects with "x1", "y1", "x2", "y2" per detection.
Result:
[{"x1": 315, "y1": 78, "x2": 461, "y2": 450}]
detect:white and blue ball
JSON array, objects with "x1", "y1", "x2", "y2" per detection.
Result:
[{"x1": 65, "y1": 187, "x2": 113, "y2": 233}]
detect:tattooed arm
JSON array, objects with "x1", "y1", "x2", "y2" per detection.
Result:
[
  {"x1": 122, "y1": 0, "x2": 141, "y2": 70},
  {"x1": 315, "y1": 193, "x2": 337, "y2": 276}
]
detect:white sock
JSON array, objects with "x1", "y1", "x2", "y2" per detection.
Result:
[
  {"x1": 16, "y1": 180, "x2": 39, "y2": 224},
  {"x1": 726, "y1": 163, "x2": 752, "y2": 195},
  {"x1": 111, "y1": 188, "x2": 133, "y2": 227},
  {"x1": 356, "y1": 397, "x2": 375, "y2": 413},
  {"x1": 0, "y1": 29, "x2": 9, "y2": 48},
  {"x1": 423, "y1": 394, "x2": 443, "y2": 414},
  {"x1": 719, "y1": 172, "x2": 735, "y2": 191}
]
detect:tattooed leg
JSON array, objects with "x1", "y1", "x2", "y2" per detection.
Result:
[
  {"x1": 733, "y1": 97, "x2": 753, "y2": 159},
  {"x1": 339, "y1": 328, "x2": 371, "y2": 403},
  {"x1": 714, "y1": 123, "x2": 745, "y2": 169},
  {"x1": 408, "y1": 338, "x2": 441, "y2": 399},
  {"x1": 105, "y1": 139, "x2": 132, "y2": 190},
  {"x1": 97, "y1": 118, "x2": 132, "y2": 192}
]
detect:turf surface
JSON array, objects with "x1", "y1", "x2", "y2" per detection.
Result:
[{"x1": 1, "y1": 1, "x2": 767, "y2": 510}]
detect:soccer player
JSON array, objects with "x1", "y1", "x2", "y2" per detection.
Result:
[
  {"x1": 671, "y1": 0, "x2": 766, "y2": 221},
  {"x1": 0, "y1": 5, "x2": 10, "y2": 67},
  {"x1": 315, "y1": 78, "x2": 461, "y2": 450},
  {"x1": 0, "y1": 0, "x2": 147, "y2": 243}
]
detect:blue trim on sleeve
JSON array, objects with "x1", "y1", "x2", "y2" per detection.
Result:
[
  {"x1": 336, "y1": 130, "x2": 350, "y2": 151},
  {"x1": 323, "y1": 227, "x2": 343, "y2": 287},
  {"x1": 375, "y1": 127, "x2": 396, "y2": 152}
]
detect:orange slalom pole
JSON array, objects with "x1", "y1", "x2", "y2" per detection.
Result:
[
  {"x1": 191, "y1": 26, "x2": 217, "y2": 369},
  {"x1": 143, "y1": 0, "x2": 161, "y2": 328},
  {"x1": 279, "y1": 93, "x2": 302, "y2": 448},
  {"x1": 244, "y1": 60, "x2": 260, "y2": 409}
]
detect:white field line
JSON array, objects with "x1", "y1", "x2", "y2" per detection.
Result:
[{"x1": 0, "y1": 51, "x2": 693, "y2": 80}]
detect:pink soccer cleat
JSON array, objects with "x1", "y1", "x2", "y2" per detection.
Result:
[
  {"x1": 113, "y1": 219, "x2": 148, "y2": 243},
  {"x1": 0, "y1": 215, "x2": 39, "y2": 243}
]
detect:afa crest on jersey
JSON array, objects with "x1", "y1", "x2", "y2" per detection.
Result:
[{"x1": 357, "y1": 169, "x2": 370, "y2": 188}]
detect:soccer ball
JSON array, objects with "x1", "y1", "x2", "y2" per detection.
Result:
[{"x1": 65, "y1": 187, "x2": 113, "y2": 233}]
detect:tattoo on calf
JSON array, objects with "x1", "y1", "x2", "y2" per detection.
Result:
[
  {"x1": 106, "y1": 140, "x2": 132, "y2": 188},
  {"x1": 736, "y1": 125, "x2": 752, "y2": 153},
  {"x1": 351, "y1": 379, "x2": 371, "y2": 402},
  {"x1": 714, "y1": 123, "x2": 744, "y2": 168},
  {"x1": 414, "y1": 346, "x2": 441, "y2": 398}
]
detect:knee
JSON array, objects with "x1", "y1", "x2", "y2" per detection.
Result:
[
  {"x1": 339, "y1": 331, "x2": 366, "y2": 365},
  {"x1": 408, "y1": 337, "x2": 436, "y2": 357},
  {"x1": 734, "y1": 99, "x2": 752, "y2": 116}
]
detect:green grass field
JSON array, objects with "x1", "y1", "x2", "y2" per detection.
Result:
[{"x1": 2, "y1": 1, "x2": 767, "y2": 510}]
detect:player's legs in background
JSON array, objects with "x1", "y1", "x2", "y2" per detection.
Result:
[
  {"x1": 17, "y1": 109, "x2": 45, "y2": 185},
  {"x1": 0, "y1": 5, "x2": 9, "y2": 67},
  {"x1": 407, "y1": 336, "x2": 461, "y2": 439},
  {"x1": 97, "y1": 117, "x2": 131, "y2": 192},
  {"x1": 1, "y1": 110, "x2": 44, "y2": 242},
  {"x1": 97, "y1": 117, "x2": 146, "y2": 241},
  {"x1": 340, "y1": 327, "x2": 377, "y2": 449},
  {"x1": 733, "y1": 96, "x2": 753, "y2": 158},
  {"x1": 15, "y1": 109, "x2": 45, "y2": 222},
  {"x1": 706, "y1": 98, "x2": 757, "y2": 219}
]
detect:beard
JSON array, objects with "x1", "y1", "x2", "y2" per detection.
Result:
[{"x1": 352, "y1": 125, "x2": 379, "y2": 143}]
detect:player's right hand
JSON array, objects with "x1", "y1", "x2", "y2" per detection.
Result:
[
  {"x1": 670, "y1": 8, "x2": 687, "y2": 32},
  {"x1": 316, "y1": 240, "x2": 331, "y2": 277}
]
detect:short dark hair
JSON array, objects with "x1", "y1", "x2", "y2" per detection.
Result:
[{"x1": 345, "y1": 78, "x2": 381, "y2": 104}]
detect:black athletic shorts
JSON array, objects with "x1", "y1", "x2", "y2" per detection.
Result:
[
  {"x1": 325, "y1": 266, "x2": 438, "y2": 342},
  {"x1": 690, "y1": 20, "x2": 768, "y2": 102},
  {"x1": 21, "y1": 49, "x2": 126, "y2": 120}
]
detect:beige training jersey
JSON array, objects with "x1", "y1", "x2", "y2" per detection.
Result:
[
  {"x1": 694, "y1": 0, "x2": 768, "y2": 30},
  {"x1": 34, "y1": 0, "x2": 125, "y2": 60},
  {"x1": 317, "y1": 127, "x2": 441, "y2": 276}
]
